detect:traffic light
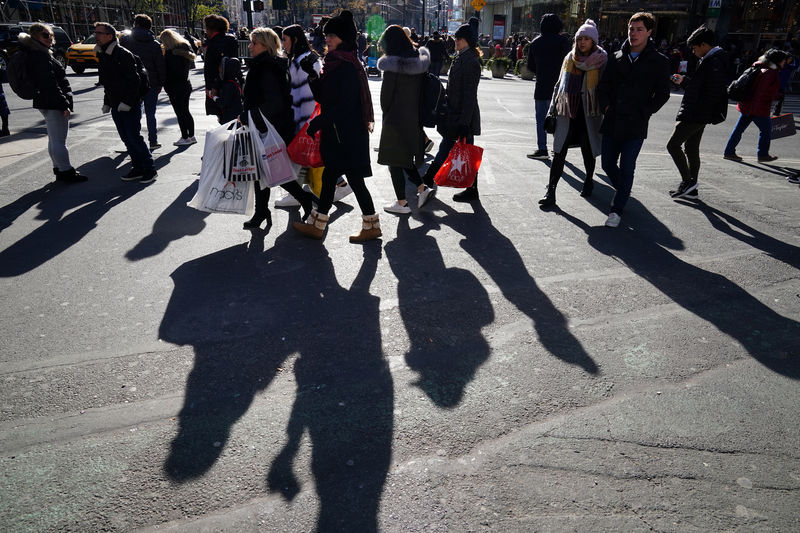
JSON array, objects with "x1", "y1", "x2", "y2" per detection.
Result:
[
  {"x1": 253, "y1": 0, "x2": 264, "y2": 11},
  {"x1": 273, "y1": 0, "x2": 287, "y2": 10},
  {"x1": 243, "y1": 0, "x2": 251, "y2": 12}
]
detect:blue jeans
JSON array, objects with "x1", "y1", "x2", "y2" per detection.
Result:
[
  {"x1": 724, "y1": 113, "x2": 772, "y2": 158},
  {"x1": 534, "y1": 99, "x2": 550, "y2": 151},
  {"x1": 601, "y1": 136, "x2": 644, "y2": 216},
  {"x1": 142, "y1": 87, "x2": 159, "y2": 145},
  {"x1": 111, "y1": 104, "x2": 155, "y2": 173}
]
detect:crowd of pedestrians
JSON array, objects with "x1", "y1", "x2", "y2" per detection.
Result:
[{"x1": 0, "y1": 9, "x2": 796, "y2": 239}]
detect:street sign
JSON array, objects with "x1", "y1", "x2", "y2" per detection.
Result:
[{"x1": 471, "y1": 0, "x2": 486, "y2": 12}]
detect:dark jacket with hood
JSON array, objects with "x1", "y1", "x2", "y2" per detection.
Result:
[
  {"x1": 598, "y1": 38, "x2": 671, "y2": 140},
  {"x1": 203, "y1": 31, "x2": 238, "y2": 115},
  {"x1": 528, "y1": 14, "x2": 570, "y2": 100},
  {"x1": 241, "y1": 52, "x2": 294, "y2": 145},
  {"x1": 96, "y1": 39, "x2": 142, "y2": 108},
  {"x1": 426, "y1": 36, "x2": 447, "y2": 64},
  {"x1": 120, "y1": 27, "x2": 166, "y2": 90},
  {"x1": 438, "y1": 45, "x2": 481, "y2": 140},
  {"x1": 377, "y1": 47, "x2": 430, "y2": 168},
  {"x1": 163, "y1": 43, "x2": 196, "y2": 94},
  {"x1": 19, "y1": 33, "x2": 73, "y2": 112},
  {"x1": 675, "y1": 46, "x2": 729, "y2": 124},
  {"x1": 216, "y1": 57, "x2": 243, "y2": 124},
  {"x1": 308, "y1": 52, "x2": 372, "y2": 176}
]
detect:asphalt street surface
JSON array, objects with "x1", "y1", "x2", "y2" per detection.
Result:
[{"x1": 1, "y1": 62, "x2": 799, "y2": 532}]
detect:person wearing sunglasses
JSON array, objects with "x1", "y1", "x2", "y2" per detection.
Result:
[
  {"x1": 19, "y1": 23, "x2": 87, "y2": 182},
  {"x1": 94, "y1": 22, "x2": 157, "y2": 184}
]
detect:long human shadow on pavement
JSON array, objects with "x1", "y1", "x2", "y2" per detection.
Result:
[
  {"x1": 160, "y1": 218, "x2": 392, "y2": 532},
  {"x1": 0, "y1": 182, "x2": 56, "y2": 234},
  {"x1": 384, "y1": 216, "x2": 493, "y2": 407},
  {"x1": 438, "y1": 201, "x2": 599, "y2": 375},
  {"x1": 557, "y1": 204, "x2": 800, "y2": 379},
  {"x1": 125, "y1": 181, "x2": 210, "y2": 261},
  {"x1": 0, "y1": 154, "x2": 140, "y2": 277}
]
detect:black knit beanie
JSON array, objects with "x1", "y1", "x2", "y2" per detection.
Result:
[
  {"x1": 454, "y1": 24, "x2": 476, "y2": 48},
  {"x1": 324, "y1": 10, "x2": 357, "y2": 48}
]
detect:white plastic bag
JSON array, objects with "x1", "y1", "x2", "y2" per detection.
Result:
[
  {"x1": 188, "y1": 120, "x2": 255, "y2": 215},
  {"x1": 247, "y1": 110, "x2": 297, "y2": 188}
]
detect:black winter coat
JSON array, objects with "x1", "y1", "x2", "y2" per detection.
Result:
[
  {"x1": 426, "y1": 38, "x2": 447, "y2": 63},
  {"x1": 309, "y1": 57, "x2": 372, "y2": 176},
  {"x1": 240, "y1": 52, "x2": 295, "y2": 145},
  {"x1": 97, "y1": 40, "x2": 141, "y2": 108},
  {"x1": 675, "y1": 48, "x2": 729, "y2": 125},
  {"x1": 598, "y1": 39, "x2": 671, "y2": 140},
  {"x1": 204, "y1": 32, "x2": 238, "y2": 115},
  {"x1": 437, "y1": 46, "x2": 481, "y2": 140},
  {"x1": 163, "y1": 45, "x2": 195, "y2": 95},
  {"x1": 20, "y1": 34, "x2": 72, "y2": 112},
  {"x1": 528, "y1": 32, "x2": 570, "y2": 100},
  {"x1": 120, "y1": 27, "x2": 166, "y2": 89}
]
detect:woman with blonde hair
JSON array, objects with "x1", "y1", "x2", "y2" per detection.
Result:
[
  {"x1": 240, "y1": 27, "x2": 314, "y2": 229},
  {"x1": 19, "y1": 23, "x2": 86, "y2": 182},
  {"x1": 159, "y1": 28, "x2": 197, "y2": 146}
]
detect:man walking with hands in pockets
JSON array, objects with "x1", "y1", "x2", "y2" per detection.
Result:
[{"x1": 597, "y1": 12, "x2": 670, "y2": 227}]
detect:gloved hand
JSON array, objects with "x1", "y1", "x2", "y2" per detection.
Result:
[
  {"x1": 102, "y1": 105, "x2": 111, "y2": 114},
  {"x1": 299, "y1": 52, "x2": 319, "y2": 77},
  {"x1": 306, "y1": 116, "x2": 322, "y2": 138},
  {"x1": 117, "y1": 102, "x2": 132, "y2": 112}
]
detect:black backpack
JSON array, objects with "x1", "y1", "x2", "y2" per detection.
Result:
[
  {"x1": 419, "y1": 72, "x2": 446, "y2": 128},
  {"x1": 727, "y1": 65, "x2": 759, "y2": 102},
  {"x1": 7, "y1": 49, "x2": 37, "y2": 99},
  {"x1": 133, "y1": 54, "x2": 151, "y2": 98}
]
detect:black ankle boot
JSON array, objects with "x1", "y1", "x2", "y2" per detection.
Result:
[
  {"x1": 244, "y1": 186, "x2": 271, "y2": 229},
  {"x1": 59, "y1": 168, "x2": 88, "y2": 183},
  {"x1": 580, "y1": 178, "x2": 594, "y2": 197},
  {"x1": 538, "y1": 185, "x2": 557, "y2": 208}
]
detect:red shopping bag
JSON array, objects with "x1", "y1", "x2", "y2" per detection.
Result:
[
  {"x1": 433, "y1": 138, "x2": 483, "y2": 188},
  {"x1": 287, "y1": 103, "x2": 324, "y2": 168}
]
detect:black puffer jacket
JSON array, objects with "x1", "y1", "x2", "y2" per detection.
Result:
[
  {"x1": 164, "y1": 44, "x2": 195, "y2": 94},
  {"x1": 675, "y1": 47, "x2": 729, "y2": 125},
  {"x1": 598, "y1": 39, "x2": 671, "y2": 140},
  {"x1": 240, "y1": 52, "x2": 295, "y2": 145},
  {"x1": 120, "y1": 27, "x2": 166, "y2": 89},
  {"x1": 437, "y1": 46, "x2": 481, "y2": 140},
  {"x1": 20, "y1": 34, "x2": 72, "y2": 112},
  {"x1": 96, "y1": 40, "x2": 141, "y2": 108}
]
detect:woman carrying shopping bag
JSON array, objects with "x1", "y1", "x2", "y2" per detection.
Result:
[
  {"x1": 293, "y1": 10, "x2": 381, "y2": 242},
  {"x1": 240, "y1": 27, "x2": 315, "y2": 230},
  {"x1": 159, "y1": 29, "x2": 197, "y2": 146},
  {"x1": 377, "y1": 25, "x2": 437, "y2": 215},
  {"x1": 539, "y1": 20, "x2": 607, "y2": 208},
  {"x1": 421, "y1": 24, "x2": 482, "y2": 202},
  {"x1": 21, "y1": 23, "x2": 87, "y2": 183}
]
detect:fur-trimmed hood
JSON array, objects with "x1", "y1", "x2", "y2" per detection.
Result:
[
  {"x1": 377, "y1": 46, "x2": 430, "y2": 74},
  {"x1": 19, "y1": 33, "x2": 53, "y2": 55},
  {"x1": 171, "y1": 44, "x2": 196, "y2": 62}
]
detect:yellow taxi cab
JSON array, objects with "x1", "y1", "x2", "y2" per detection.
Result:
[{"x1": 65, "y1": 34, "x2": 98, "y2": 74}]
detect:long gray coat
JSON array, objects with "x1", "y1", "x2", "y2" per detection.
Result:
[
  {"x1": 377, "y1": 47, "x2": 430, "y2": 169},
  {"x1": 549, "y1": 55, "x2": 605, "y2": 157}
]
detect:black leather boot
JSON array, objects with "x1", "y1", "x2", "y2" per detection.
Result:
[
  {"x1": 453, "y1": 179, "x2": 479, "y2": 202},
  {"x1": 244, "y1": 184, "x2": 272, "y2": 229},
  {"x1": 538, "y1": 185, "x2": 557, "y2": 208},
  {"x1": 60, "y1": 168, "x2": 88, "y2": 183}
]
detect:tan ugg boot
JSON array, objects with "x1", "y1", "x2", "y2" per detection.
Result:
[
  {"x1": 293, "y1": 209, "x2": 329, "y2": 239},
  {"x1": 349, "y1": 213, "x2": 382, "y2": 243}
]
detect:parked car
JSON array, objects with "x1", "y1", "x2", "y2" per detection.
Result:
[
  {"x1": 0, "y1": 22, "x2": 72, "y2": 71},
  {"x1": 66, "y1": 34, "x2": 99, "y2": 74}
]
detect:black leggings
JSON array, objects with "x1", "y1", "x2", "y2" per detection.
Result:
[
  {"x1": 167, "y1": 86, "x2": 195, "y2": 138},
  {"x1": 550, "y1": 117, "x2": 595, "y2": 184},
  {"x1": 318, "y1": 167, "x2": 374, "y2": 215},
  {"x1": 389, "y1": 166, "x2": 428, "y2": 201}
]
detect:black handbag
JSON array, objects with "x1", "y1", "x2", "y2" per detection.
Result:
[{"x1": 544, "y1": 114, "x2": 556, "y2": 134}]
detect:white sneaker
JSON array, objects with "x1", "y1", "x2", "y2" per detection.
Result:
[
  {"x1": 417, "y1": 185, "x2": 436, "y2": 208},
  {"x1": 174, "y1": 136, "x2": 197, "y2": 146},
  {"x1": 275, "y1": 192, "x2": 301, "y2": 207},
  {"x1": 185, "y1": 136, "x2": 197, "y2": 145},
  {"x1": 384, "y1": 201, "x2": 411, "y2": 214},
  {"x1": 605, "y1": 213, "x2": 621, "y2": 228},
  {"x1": 333, "y1": 182, "x2": 353, "y2": 202}
]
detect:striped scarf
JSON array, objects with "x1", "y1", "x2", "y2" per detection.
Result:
[{"x1": 554, "y1": 47, "x2": 607, "y2": 119}]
